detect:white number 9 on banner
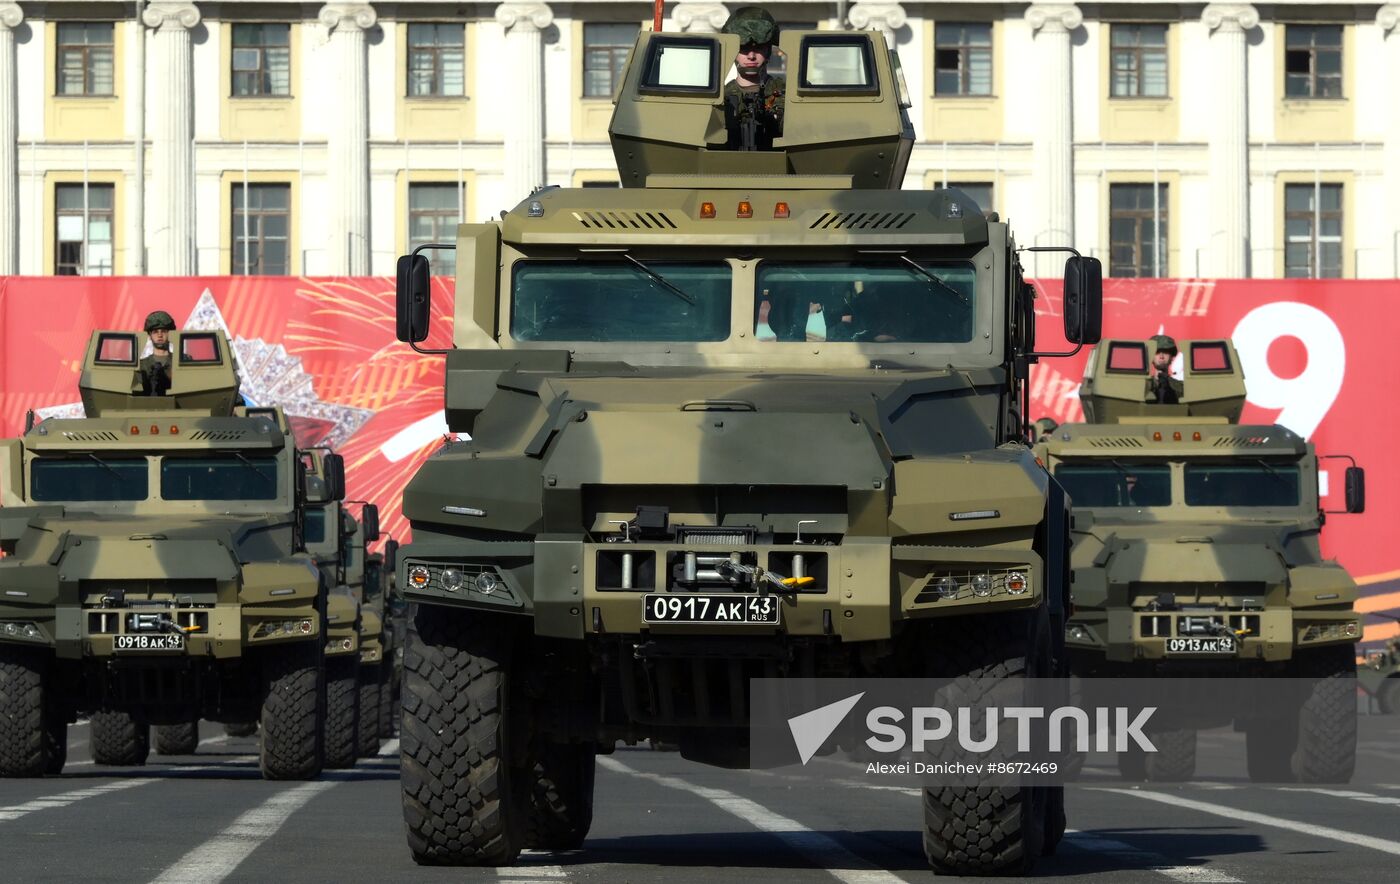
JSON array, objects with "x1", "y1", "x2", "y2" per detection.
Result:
[{"x1": 1230, "y1": 302, "x2": 1345, "y2": 440}]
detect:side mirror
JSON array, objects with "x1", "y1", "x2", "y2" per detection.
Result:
[
  {"x1": 1062, "y1": 256, "x2": 1103, "y2": 345},
  {"x1": 323, "y1": 453, "x2": 346, "y2": 502},
  {"x1": 1345, "y1": 466, "x2": 1365, "y2": 514},
  {"x1": 383, "y1": 538, "x2": 398, "y2": 573},
  {"x1": 361, "y1": 504, "x2": 381, "y2": 543},
  {"x1": 396, "y1": 254, "x2": 431, "y2": 343}
]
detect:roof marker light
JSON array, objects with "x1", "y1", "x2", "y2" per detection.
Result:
[
  {"x1": 737, "y1": 201, "x2": 753, "y2": 218},
  {"x1": 700, "y1": 202, "x2": 716, "y2": 219},
  {"x1": 1153, "y1": 431, "x2": 1162, "y2": 441},
  {"x1": 130, "y1": 426, "x2": 140, "y2": 435},
  {"x1": 151, "y1": 425, "x2": 160, "y2": 435},
  {"x1": 1173, "y1": 431, "x2": 1182, "y2": 441},
  {"x1": 1192, "y1": 431, "x2": 1201, "y2": 441},
  {"x1": 774, "y1": 202, "x2": 790, "y2": 218},
  {"x1": 170, "y1": 425, "x2": 179, "y2": 435}
]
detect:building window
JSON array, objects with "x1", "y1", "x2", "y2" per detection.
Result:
[
  {"x1": 1109, "y1": 24, "x2": 1168, "y2": 97},
  {"x1": 56, "y1": 23, "x2": 115, "y2": 96},
  {"x1": 232, "y1": 183, "x2": 291, "y2": 275},
  {"x1": 933, "y1": 23, "x2": 992, "y2": 96},
  {"x1": 583, "y1": 23, "x2": 637, "y2": 98},
  {"x1": 408, "y1": 183, "x2": 461, "y2": 253},
  {"x1": 407, "y1": 23, "x2": 466, "y2": 97},
  {"x1": 1285, "y1": 25, "x2": 1343, "y2": 99},
  {"x1": 232, "y1": 24, "x2": 291, "y2": 97},
  {"x1": 1109, "y1": 183, "x2": 1168, "y2": 278},
  {"x1": 1284, "y1": 183, "x2": 1342, "y2": 278},
  {"x1": 944, "y1": 181, "x2": 994, "y2": 215},
  {"x1": 55, "y1": 183, "x2": 115, "y2": 275}
]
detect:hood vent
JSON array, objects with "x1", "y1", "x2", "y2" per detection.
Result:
[
  {"x1": 572, "y1": 210, "x2": 677, "y2": 230},
  {"x1": 190, "y1": 430, "x2": 247, "y2": 442},
  {"x1": 61, "y1": 430, "x2": 122, "y2": 442},
  {"x1": 1087, "y1": 437, "x2": 1144, "y2": 448},
  {"x1": 809, "y1": 211, "x2": 916, "y2": 230},
  {"x1": 1213, "y1": 436, "x2": 1270, "y2": 448}
]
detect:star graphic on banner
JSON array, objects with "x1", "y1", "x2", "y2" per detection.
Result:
[{"x1": 37, "y1": 290, "x2": 374, "y2": 449}]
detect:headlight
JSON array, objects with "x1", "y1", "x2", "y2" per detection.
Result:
[
  {"x1": 971, "y1": 574, "x2": 993, "y2": 598},
  {"x1": 440, "y1": 568, "x2": 464, "y2": 592},
  {"x1": 474, "y1": 572, "x2": 500, "y2": 595},
  {"x1": 934, "y1": 576, "x2": 960, "y2": 600},
  {"x1": 408, "y1": 566, "x2": 431, "y2": 588}
]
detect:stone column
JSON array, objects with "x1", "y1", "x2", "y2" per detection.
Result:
[
  {"x1": 672, "y1": 2, "x2": 728, "y2": 34},
  {"x1": 1202, "y1": 4, "x2": 1258, "y2": 278},
  {"x1": 0, "y1": 2, "x2": 22, "y2": 275},
  {"x1": 848, "y1": 1, "x2": 907, "y2": 51},
  {"x1": 1026, "y1": 3, "x2": 1080, "y2": 274},
  {"x1": 143, "y1": 2, "x2": 200, "y2": 275},
  {"x1": 319, "y1": 2, "x2": 376, "y2": 275},
  {"x1": 1380, "y1": 5, "x2": 1400, "y2": 277},
  {"x1": 495, "y1": 2, "x2": 552, "y2": 207}
]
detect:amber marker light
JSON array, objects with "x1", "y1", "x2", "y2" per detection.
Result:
[
  {"x1": 170, "y1": 425, "x2": 180, "y2": 435},
  {"x1": 151, "y1": 425, "x2": 160, "y2": 435},
  {"x1": 774, "y1": 201, "x2": 790, "y2": 218},
  {"x1": 699, "y1": 201, "x2": 716, "y2": 218},
  {"x1": 1192, "y1": 431, "x2": 1201, "y2": 441},
  {"x1": 737, "y1": 200, "x2": 753, "y2": 218},
  {"x1": 1153, "y1": 431, "x2": 1162, "y2": 441},
  {"x1": 130, "y1": 425, "x2": 140, "y2": 435}
]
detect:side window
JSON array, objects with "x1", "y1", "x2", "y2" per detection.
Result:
[
  {"x1": 798, "y1": 35, "x2": 875, "y2": 92},
  {"x1": 1105, "y1": 341, "x2": 1148, "y2": 373},
  {"x1": 179, "y1": 333, "x2": 222, "y2": 365},
  {"x1": 96, "y1": 333, "x2": 137, "y2": 364},
  {"x1": 1189, "y1": 342, "x2": 1232, "y2": 373}
]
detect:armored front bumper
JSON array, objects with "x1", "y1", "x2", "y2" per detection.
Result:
[{"x1": 1068, "y1": 606, "x2": 1361, "y2": 663}]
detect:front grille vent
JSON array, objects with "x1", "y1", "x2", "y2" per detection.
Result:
[
  {"x1": 1213, "y1": 436, "x2": 1270, "y2": 448},
  {"x1": 571, "y1": 211, "x2": 678, "y2": 230},
  {"x1": 809, "y1": 211, "x2": 916, "y2": 231},
  {"x1": 61, "y1": 431, "x2": 122, "y2": 442},
  {"x1": 189, "y1": 430, "x2": 247, "y2": 442},
  {"x1": 1087, "y1": 438, "x2": 1145, "y2": 449}
]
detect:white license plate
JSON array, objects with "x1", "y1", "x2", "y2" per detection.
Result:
[
  {"x1": 1166, "y1": 636, "x2": 1235, "y2": 655},
  {"x1": 114, "y1": 633, "x2": 186, "y2": 652},
  {"x1": 643, "y1": 594, "x2": 780, "y2": 625}
]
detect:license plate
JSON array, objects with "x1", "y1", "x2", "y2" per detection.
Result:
[
  {"x1": 643, "y1": 594, "x2": 780, "y2": 625},
  {"x1": 1166, "y1": 636, "x2": 1235, "y2": 655},
  {"x1": 114, "y1": 633, "x2": 186, "y2": 652}
]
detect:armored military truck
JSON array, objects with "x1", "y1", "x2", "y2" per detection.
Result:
[
  {"x1": 355, "y1": 516, "x2": 401, "y2": 742},
  {"x1": 1359, "y1": 616, "x2": 1400, "y2": 713},
  {"x1": 1037, "y1": 337, "x2": 1364, "y2": 782},
  {"x1": 391, "y1": 28, "x2": 1102, "y2": 875},
  {"x1": 0, "y1": 329, "x2": 325, "y2": 780}
]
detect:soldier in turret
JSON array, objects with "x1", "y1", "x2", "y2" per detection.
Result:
[
  {"x1": 1148, "y1": 334, "x2": 1183, "y2": 405},
  {"x1": 721, "y1": 7, "x2": 785, "y2": 151},
  {"x1": 139, "y1": 310, "x2": 177, "y2": 396}
]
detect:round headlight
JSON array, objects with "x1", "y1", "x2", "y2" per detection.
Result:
[
  {"x1": 971, "y1": 574, "x2": 993, "y2": 597},
  {"x1": 440, "y1": 568, "x2": 464, "y2": 592},
  {"x1": 408, "y1": 565, "x2": 431, "y2": 588},
  {"x1": 934, "y1": 576, "x2": 960, "y2": 600},
  {"x1": 474, "y1": 572, "x2": 500, "y2": 595},
  {"x1": 1006, "y1": 571, "x2": 1028, "y2": 595},
  {"x1": 3, "y1": 623, "x2": 16, "y2": 635}
]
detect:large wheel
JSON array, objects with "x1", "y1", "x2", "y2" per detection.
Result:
[
  {"x1": 1292, "y1": 645, "x2": 1356, "y2": 784},
  {"x1": 259, "y1": 641, "x2": 324, "y2": 780},
  {"x1": 91, "y1": 710, "x2": 151, "y2": 766},
  {"x1": 921, "y1": 611, "x2": 1052, "y2": 876},
  {"x1": 325, "y1": 655, "x2": 360, "y2": 769},
  {"x1": 1378, "y1": 677, "x2": 1400, "y2": 716},
  {"x1": 377, "y1": 662, "x2": 395, "y2": 739},
  {"x1": 357, "y1": 665, "x2": 381, "y2": 757},
  {"x1": 1144, "y1": 729, "x2": 1196, "y2": 782},
  {"x1": 44, "y1": 705, "x2": 68, "y2": 775},
  {"x1": 524, "y1": 742, "x2": 597, "y2": 850},
  {"x1": 401, "y1": 607, "x2": 526, "y2": 865},
  {"x1": 0, "y1": 647, "x2": 47, "y2": 777},
  {"x1": 225, "y1": 721, "x2": 258, "y2": 738},
  {"x1": 155, "y1": 721, "x2": 200, "y2": 756}
]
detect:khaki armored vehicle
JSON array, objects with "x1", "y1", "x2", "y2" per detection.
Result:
[
  {"x1": 358, "y1": 524, "x2": 402, "y2": 740},
  {"x1": 1359, "y1": 616, "x2": 1400, "y2": 713},
  {"x1": 391, "y1": 29, "x2": 1102, "y2": 875},
  {"x1": 341, "y1": 498, "x2": 396, "y2": 751},
  {"x1": 1037, "y1": 337, "x2": 1364, "y2": 782},
  {"x1": 0, "y1": 329, "x2": 325, "y2": 779}
]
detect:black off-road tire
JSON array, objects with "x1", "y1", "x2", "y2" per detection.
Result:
[
  {"x1": 259, "y1": 641, "x2": 324, "y2": 780},
  {"x1": 377, "y1": 662, "x2": 395, "y2": 738},
  {"x1": 0, "y1": 647, "x2": 47, "y2": 777},
  {"x1": 524, "y1": 742, "x2": 597, "y2": 850},
  {"x1": 921, "y1": 611, "x2": 1051, "y2": 876},
  {"x1": 155, "y1": 721, "x2": 200, "y2": 756},
  {"x1": 1145, "y1": 729, "x2": 1197, "y2": 782},
  {"x1": 1378, "y1": 678, "x2": 1400, "y2": 716},
  {"x1": 44, "y1": 710, "x2": 68, "y2": 775},
  {"x1": 401, "y1": 608, "x2": 526, "y2": 866},
  {"x1": 1292, "y1": 645, "x2": 1357, "y2": 784},
  {"x1": 91, "y1": 710, "x2": 151, "y2": 766},
  {"x1": 325, "y1": 655, "x2": 360, "y2": 769},
  {"x1": 357, "y1": 665, "x2": 381, "y2": 757},
  {"x1": 225, "y1": 721, "x2": 258, "y2": 738}
]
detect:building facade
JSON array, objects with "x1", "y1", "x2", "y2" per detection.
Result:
[{"x1": 1, "y1": 0, "x2": 1397, "y2": 278}]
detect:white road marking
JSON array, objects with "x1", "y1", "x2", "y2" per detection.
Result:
[
  {"x1": 1279, "y1": 787, "x2": 1400, "y2": 807},
  {"x1": 1064, "y1": 830, "x2": 1242, "y2": 883},
  {"x1": 148, "y1": 739, "x2": 399, "y2": 884},
  {"x1": 0, "y1": 779, "x2": 153, "y2": 821},
  {"x1": 599, "y1": 756, "x2": 904, "y2": 884},
  {"x1": 1097, "y1": 787, "x2": 1400, "y2": 857}
]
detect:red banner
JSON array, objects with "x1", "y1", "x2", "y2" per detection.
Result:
[{"x1": 1, "y1": 276, "x2": 1396, "y2": 643}]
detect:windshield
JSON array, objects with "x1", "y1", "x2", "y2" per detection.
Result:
[
  {"x1": 1055, "y1": 463, "x2": 1172, "y2": 508},
  {"x1": 30, "y1": 458, "x2": 148, "y2": 502},
  {"x1": 511, "y1": 261, "x2": 731, "y2": 342},
  {"x1": 756, "y1": 261, "x2": 976, "y2": 343},
  {"x1": 160, "y1": 456, "x2": 279, "y2": 501},
  {"x1": 1185, "y1": 464, "x2": 1300, "y2": 507},
  {"x1": 304, "y1": 507, "x2": 327, "y2": 544}
]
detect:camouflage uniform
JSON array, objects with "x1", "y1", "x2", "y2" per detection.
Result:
[
  {"x1": 139, "y1": 310, "x2": 177, "y2": 396},
  {"x1": 721, "y1": 7, "x2": 785, "y2": 150},
  {"x1": 1148, "y1": 334, "x2": 1184, "y2": 405}
]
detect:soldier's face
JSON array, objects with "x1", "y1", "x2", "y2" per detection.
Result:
[
  {"x1": 150, "y1": 329, "x2": 171, "y2": 349},
  {"x1": 1153, "y1": 351, "x2": 1172, "y2": 371},
  {"x1": 736, "y1": 43, "x2": 771, "y2": 73}
]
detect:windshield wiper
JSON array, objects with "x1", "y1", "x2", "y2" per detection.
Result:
[
  {"x1": 898, "y1": 256, "x2": 970, "y2": 306},
  {"x1": 623, "y1": 255, "x2": 696, "y2": 305},
  {"x1": 1251, "y1": 458, "x2": 1292, "y2": 486},
  {"x1": 86, "y1": 452, "x2": 119, "y2": 476},
  {"x1": 231, "y1": 451, "x2": 274, "y2": 479}
]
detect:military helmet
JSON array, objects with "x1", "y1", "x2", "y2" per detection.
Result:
[
  {"x1": 1034, "y1": 417, "x2": 1059, "y2": 436},
  {"x1": 1149, "y1": 334, "x2": 1178, "y2": 355},
  {"x1": 144, "y1": 310, "x2": 177, "y2": 332},
  {"x1": 723, "y1": 6, "x2": 780, "y2": 46}
]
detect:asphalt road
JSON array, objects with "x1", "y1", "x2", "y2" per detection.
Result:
[{"x1": 5, "y1": 721, "x2": 1400, "y2": 883}]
